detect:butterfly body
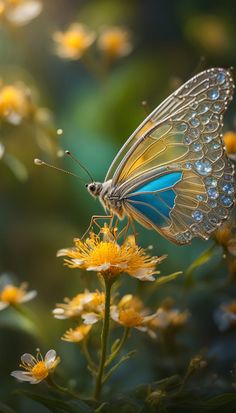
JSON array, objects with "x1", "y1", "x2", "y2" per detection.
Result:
[{"x1": 87, "y1": 68, "x2": 235, "y2": 245}]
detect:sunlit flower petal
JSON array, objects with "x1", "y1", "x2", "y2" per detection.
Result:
[
  {"x1": 6, "y1": 0, "x2": 42, "y2": 26},
  {"x1": 62, "y1": 324, "x2": 92, "y2": 343}
]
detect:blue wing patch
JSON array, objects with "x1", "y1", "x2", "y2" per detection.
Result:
[{"x1": 126, "y1": 172, "x2": 182, "y2": 227}]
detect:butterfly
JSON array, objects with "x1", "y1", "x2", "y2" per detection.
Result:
[{"x1": 86, "y1": 68, "x2": 235, "y2": 245}]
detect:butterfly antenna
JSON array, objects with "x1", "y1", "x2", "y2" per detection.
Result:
[
  {"x1": 65, "y1": 150, "x2": 94, "y2": 183},
  {"x1": 34, "y1": 158, "x2": 86, "y2": 181}
]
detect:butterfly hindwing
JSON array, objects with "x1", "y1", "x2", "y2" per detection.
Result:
[{"x1": 108, "y1": 68, "x2": 235, "y2": 244}]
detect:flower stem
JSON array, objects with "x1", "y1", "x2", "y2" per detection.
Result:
[
  {"x1": 94, "y1": 277, "x2": 113, "y2": 400},
  {"x1": 82, "y1": 340, "x2": 97, "y2": 372},
  {"x1": 47, "y1": 375, "x2": 80, "y2": 400}
]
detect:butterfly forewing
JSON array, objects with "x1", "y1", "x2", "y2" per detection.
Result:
[{"x1": 107, "y1": 68, "x2": 235, "y2": 245}]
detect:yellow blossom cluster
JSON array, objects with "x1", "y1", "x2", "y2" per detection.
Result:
[
  {"x1": 53, "y1": 23, "x2": 132, "y2": 62},
  {"x1": 0, "y1": 81, "x2": 33, "y2": 124},
  {"x1": 57, "y1": 226, "x2": 166, "y2": 281}
]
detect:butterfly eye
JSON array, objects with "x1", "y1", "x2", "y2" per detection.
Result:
[{"x1": 89, "y1": 184, "x2": 96, "y2": 192}]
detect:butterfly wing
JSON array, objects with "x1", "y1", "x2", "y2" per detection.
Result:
[{"x1": 107, "y1": 68, "x2": 235, "y2": 244}]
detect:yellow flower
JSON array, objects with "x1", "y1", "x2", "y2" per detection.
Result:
[
  {"x1": 57, "y1": 226, "x2": 166, "y2": 281},
  {"x1": 53, "y1": 290, "x2": 105, "y2": 324},
  {"x1": 215, "y1": 221, "x2": 236, "y2": 256},
  {"x1": 62, "y1": 324, "x2": 92, "y2": 343},
  {"x1": 146, "y1": 307, "x2": 189, "y2": 338},
  {"x1": 53, "y1": 23, "x2": 95, "y2": 60},
  {"x1": 223, "y1": 131, "x2": 236, "y2": 160},
  {"x1": 111, "y1": 294, "x2": 155, "y2": 331},
  {"x1": 11, "y1": 349, "x2": 60, "y2": 384},
  {"x1": 0, "y1": 282, "x2": 37, "y2": 310},
  {"x1": 98, "y1": 26, "x2": 132, "y2": 59},
  {"x1": 4, "y1": 0, "x2": 42, "y2": 26},
  {"x1": 0, "y1": 83, "x2": 31, "y2": 124}
]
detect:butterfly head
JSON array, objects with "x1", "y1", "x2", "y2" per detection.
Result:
[{"x1": 86, "y1": 182, "x2": 103, "y2": 198}]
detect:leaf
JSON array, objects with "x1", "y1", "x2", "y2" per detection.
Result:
[
  {"x1": 19, "y1": 390, "x2": 93, "y2": 413},
  {"x1": 155, "y1": 272, "x2": 183, "y2": 287},
  {"x1": 103, "y1": 350, "x2": 136, "y2": 384},
  {"x1": 3, "y1": 154, "x2": 28, "y2": 182},
  {"x1": 185, "y1": 244, "x2": 217, "y2": 287},
  {"x1": 110, "y1": 338, "x2": 121, "y2": 353}
]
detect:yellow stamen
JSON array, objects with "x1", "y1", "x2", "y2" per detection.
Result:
[
  {"x1": 0, "y1": 285, "x2": 23, "y2": 304},
  {"x1": 119, "y1": 309, "x2": 143, "y2": 327},
  {"x1": 31, "y1": 361, "x2": 48, "y2": 380}
]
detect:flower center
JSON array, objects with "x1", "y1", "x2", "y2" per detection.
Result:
[
  {"x1": 89, "y1": 242, "x2": 121, "y2": 267},
  {"x1": 0, "y1": 86, "x2": 23, "y2": 111},
  {"x1": 0, "y1": 285, "x2": 23, "y2": 303},
  {"x1": 31, "y1": 361, "x2": 48, "y2": 380},
  {"x1": 65, "y1": 32, "x2": 87, "y2": 50},
  {"x1": 119, "y1": 309, "x2": 143, "y2": 327}
]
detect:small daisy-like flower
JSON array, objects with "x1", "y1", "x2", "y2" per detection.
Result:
[
  {"x1": 11, "y1": 349, "x2": 60, "y2": 384},
  {"x1": 0, "y1": 83, "x2": 32, "y2": 124},
  {"x1": 62, "y1": 324, "x2": 92, "y2": 343},
  {"x1": 4, "y1": 0, "x2": 42, "y2": 26},
  {"x1": 223, "y1": 131, "x2": 236, "y2": 161},
  {"x1": 214, "y1": 301, "x2": 236, "y2": 331},
  {"x1": 0, "y1": 282, "x2": 37, "y2": 310},
  {"x1": 53, "y1": 23, "x2": 95, "y2": 60},
  {"x1": 111, "y1": 294, "x2": 155, "y2": 331},
  {"x1": 57, "y1": 227, "x2": 166, "y2": 281},
  {"x1": 98, "y1": 26, "x2": 132, "y2": 59},
  {"x1": 53, "y1": 290, "x2": 105, "y2": 325},
  {"x1": 146, "y1": 307, "x2": 189, "y2": 338},
  {"x1": 215, "y1": 222, "x2": 236, "y2": 256}
]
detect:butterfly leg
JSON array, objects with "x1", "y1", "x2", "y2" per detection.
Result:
[{"x1": 82, "y1": 214, "x2": 113, "y2": 239}]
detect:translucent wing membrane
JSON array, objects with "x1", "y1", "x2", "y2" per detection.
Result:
[{"x1": 107, "y1": 68, "x2": 235, "y2": 244}]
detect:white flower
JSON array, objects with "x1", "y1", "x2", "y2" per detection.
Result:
[{"x1": 11, "y1": 349, "x2": 60, "y2": 384}]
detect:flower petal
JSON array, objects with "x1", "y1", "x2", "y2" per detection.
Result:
[
  {"x1": 0, "y1": 302, "x2": 9, "y2": 310},
  {"x1": 87, "y1": 263, "x2": 111, "y2": 272},
  {"x1": 11, "y1": 370, "x2": 33, "y2": 382},
  {"x1": 44, "y1": 349, "x2": 56, "y2": 368},
  {"x1": 20, "y1": 290, "x2": 37, "y2": 303},
  {"x1": 82, "y1": 312, "x2": 100, "y2": 325},
  {"x1": 21, "y1": 353, "x2": 35, "y2": 366}
]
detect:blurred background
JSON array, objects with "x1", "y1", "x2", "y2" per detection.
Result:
[{"x1": 1, "y1": 0, "x2": 236, "y2": 411}]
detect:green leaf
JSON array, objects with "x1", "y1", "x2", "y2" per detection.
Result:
[
  {"x1": 19, "y1": 390, "x2": 93, "y2": 413},
  {"x1": 110, "y1": 338, "x2": 120, "y2": 353},
  {"x1": 103, "y1": 350, "x2": 136, "y2": 384},
  {"x1": 185, "y1": 244, "x2": 217, "y2": 286},
  {"x1": 155, "y1": 272, "x2": 183, "y2": 287}
]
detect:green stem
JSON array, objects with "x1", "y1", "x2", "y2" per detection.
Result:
[
  {"x1": 94, "y1": 278, "x2": 113, "y2": 400},
  {"x1": 82, "y1": 340, "x2": 97, "y2": 372},
  {"x1": 105, "y1": 327, "x2": 129, "y2": 368},
  {"x1": 47, "y1": 375, "x2": 80, "y2": 400}
]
